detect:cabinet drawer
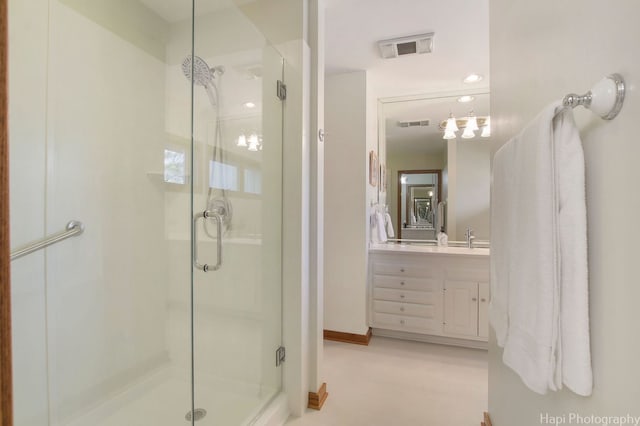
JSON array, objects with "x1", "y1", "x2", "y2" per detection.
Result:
[
  {"x1": 373, "y1": 275, "x2": 440, "y2": 291},
  {"x1": 373, "y1": 312, "x2": 442, "y2": 333},
  {"x1": 372, "y1": 262, "x2": 437, "y2": 278},
  {"x1": 373, "y1": 288, "x2": 438, "y2": 304},
  {"x1": 373, "y1": 300, "x2": 435, "y2": 318}
]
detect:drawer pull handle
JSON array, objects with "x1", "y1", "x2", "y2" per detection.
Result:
[
  {"x1": 400, "y1": 307, "x2": 405, "y2": 312},
  {"x1": 481, "y1": 298, "x2": 487, "y2": 302},
  {"x1": 400, "y1": 320, "x2": 405, "y2": 325},
  {"x1": 472, "y1": 297, "x2": 477, "y2": 302},
  {"x1": 400, "y1": 281, "x2": 405, "y2": 286},
  {"x1": 400, "y1": 268, "x2": 405, "y2": 272},
  {"x1": 400, "y1": 294, "x2": 405, "y2": 299}
]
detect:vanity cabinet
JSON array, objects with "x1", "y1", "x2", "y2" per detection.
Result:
[
  {"x1": 368, "y1": 247, "x2": 490, "y2": 347},
  {"x1": 444, "y1": 280, "x2": 489, "y2": 339}
]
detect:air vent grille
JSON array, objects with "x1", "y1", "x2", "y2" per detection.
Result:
[
  {"x1": 398, "y1": 120, "x2": 430, "y2": 128},
  {"x1": 378, "y1": 32, "x2": 434, "y2": 59}
]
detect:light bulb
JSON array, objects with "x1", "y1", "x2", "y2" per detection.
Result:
[
  {"x1": 443, "y1": 114, "x2": 458, "y2": 139},
  {"x1": 461, "y1": 126, "x2": 476, "y2": 139},
  {"x1": 481, "y1": 117, "x2": 491, "y2": 138},
  {"x1": 444, "y1": 116, "x2": 459, "y2": 132},
  {"x1": 248, "y1": 133, "x2": 259, "y2": 151},
  {"x1": 443, "y1": 129, "x2": 457, "y2": 140},
  {"x1": 237, "y1": 134, "x2": 247, "y2": 147},
  {"x1": 466, "y1": 115, "x2": 479, "y2": 132}
]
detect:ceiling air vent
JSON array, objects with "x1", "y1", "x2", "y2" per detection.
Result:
[
  {"x1": 378, "y1": 32, "x2": 434, "y2": 59},
  {"x1": 398, "y1": 120, "x2": 430, "y2": 128}
]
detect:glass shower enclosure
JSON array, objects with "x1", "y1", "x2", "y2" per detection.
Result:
[{"x1": 8, "y1": 0, "x2": 284, "y2": 424}]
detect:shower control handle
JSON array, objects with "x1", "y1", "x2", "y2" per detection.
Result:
[{"x1": 193, "y1": 209, "x2": 224, "y2": 272}]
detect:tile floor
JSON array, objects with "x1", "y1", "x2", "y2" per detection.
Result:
[{"x1": 286, "y1": 336, "x2": 488, "y2": 426}]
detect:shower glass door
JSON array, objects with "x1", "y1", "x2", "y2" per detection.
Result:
[
  {"x1": 8, "y1": 0, "x2": 284, "y2": 425},
  {"x1": 189, "y1": 2, "x2": 284, "y2": 424}
]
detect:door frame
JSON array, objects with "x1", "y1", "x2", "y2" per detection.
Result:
[{"x1": 0, "y1": 0, "x2": 13, "y2": 425}]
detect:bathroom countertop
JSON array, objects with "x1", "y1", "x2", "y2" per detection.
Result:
[{"x1": 369, "y1": 242, "x2": 490, "y2": 257}]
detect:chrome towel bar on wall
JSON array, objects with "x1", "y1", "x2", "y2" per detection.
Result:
[
  {"x1": 10, "y1": 220, "x2": 85, "y2": 261},
  {"x1": 563, "y1": 73, "x2": 625, "y2": 120}
]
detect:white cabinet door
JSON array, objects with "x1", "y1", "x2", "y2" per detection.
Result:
[
  {"x1": 444, "y1": 281, "x2": 478, "y2": 337},
  {"x1": 478, "y1": 282, "x2": 490, "y2": 339}
]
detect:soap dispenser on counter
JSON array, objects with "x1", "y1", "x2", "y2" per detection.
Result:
[{"x1": 437, "y1": 227, "x2": 448, "y2": 247}]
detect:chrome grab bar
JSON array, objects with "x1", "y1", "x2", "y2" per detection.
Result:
[
  {"x1": 10, "y1": 220, "x2": 85, "y2": 261},
  {"x1": 193, "y1": 209, "x2": 223, "y2": 272}
]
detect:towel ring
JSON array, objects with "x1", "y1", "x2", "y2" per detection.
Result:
[{"x1": 563, "y1": 74, "x2": 625, "y2": 120}]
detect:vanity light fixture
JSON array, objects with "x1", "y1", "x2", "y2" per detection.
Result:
[
  {"x1": 463, "y1": 73, "x2": 483, "y2": 83},
  {"x1": 457, "y1": 95, "x2": 475, "y2": 103},
  {"x1": 440, "y1": 114, "x2": 490, "y2": 140},
  {"x1": 237, "y1": 132, "x2": 263, "y2": 151}
]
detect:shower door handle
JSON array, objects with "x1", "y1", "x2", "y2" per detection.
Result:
[{"x1": 193, "y1": 209, "x2": 223, "y2": 272}]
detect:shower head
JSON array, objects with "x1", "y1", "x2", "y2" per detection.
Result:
[
  {"x1": 182, "y1": 55, "x2": 225, "y2": 107},
  {"x1": 182, "y1": 55, "x2": 214, "y2": 87}
]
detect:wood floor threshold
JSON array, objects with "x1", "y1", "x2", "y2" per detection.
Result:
[
  {"x1": 307, "y1": 382, "x2": 328, "y2": 410},
  {"x1": 323, "y1": 327, "x2": 372, "y2": 346},
  {"x1": 481, "y1": 411, "x2": 492, "y2": 426}
]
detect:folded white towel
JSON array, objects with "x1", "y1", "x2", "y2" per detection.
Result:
[
  {"x1": 384, "y1": 213, "x2": 395, "y2": 238},
  {"x1": 490, "y1": 102, "x2": 591, "y2": 396},
  {"x1": 375, "y1": 212, "x2": 387, "y2": 242},
  {"x1": 370, "y1": 211, "x2": 387, "y2": 243}
]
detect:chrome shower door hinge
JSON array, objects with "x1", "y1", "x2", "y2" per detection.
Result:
[
  {"x1": 277, "y1": 80, "x2": 287, "y2": 100},
  {"x1": 276, "y1": 346, "x2": 286, "y2": 366}
]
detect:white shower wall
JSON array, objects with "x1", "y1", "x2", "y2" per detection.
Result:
[{"x1": 44, "y1": 3, "x2": 171, "y2": 421}]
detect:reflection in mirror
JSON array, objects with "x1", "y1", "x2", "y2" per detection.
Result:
[
  {"x1": 398, "y1": 170, "x2": 441, "y2": 240},
  {"x1": 382, "y1": 92, "x2": 491, "y2": 242}
]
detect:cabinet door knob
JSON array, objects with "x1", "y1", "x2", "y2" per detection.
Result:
[
  {"x1": 400, "y1": 320, "x2": 405, "y2": 325},
  {"x1": 400, "y1": 306, "x2": 405, "y2": 312},
  {"x1": 400, "y1": 268, "x2": 405, "y2": 272},
  {"x1": 472, "y1": 297, "x2": 477, "y2": 302},
  {"x1": 400, "y1": 294, "x2": 405, "y2": 299},
  {"x1": 400, "y1": 281, "x2": 405, "y2": 286},
  {"x1": 481, "y1": 298, "x2": 487, "y2": 302}
]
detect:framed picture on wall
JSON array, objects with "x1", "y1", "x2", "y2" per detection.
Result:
[
  {"x1": 369, "y1": 151, "x2": 378, "y2": 187},
  {"x1": 380, "y1": 163, "x2": 386, "y2": 192}
]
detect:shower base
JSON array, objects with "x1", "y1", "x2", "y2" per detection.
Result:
[{"x1": 57, "y1": 366, "x2": 278, "y2": 426}]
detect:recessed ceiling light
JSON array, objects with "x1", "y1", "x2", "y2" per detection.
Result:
[
  {"x1": 457, "y1": 95, "x2": 475, "y2": 103},
  {"x1": 463, "y1": 74, "x2": 483, "y2": 84},
  {"x1": 243, "y1": 101, "x2": 256, "y2": 108}
]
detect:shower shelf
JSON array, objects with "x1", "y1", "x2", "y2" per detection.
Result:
[{"x1": 146, "y1": 171, "x2": 191, "y2": 184}]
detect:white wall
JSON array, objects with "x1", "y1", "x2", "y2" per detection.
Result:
[
  {"x1": 489, "y1": 1, "x2": 640, "y2": 424},
  {"x1": 455, "y1": 139, "x2": 490, "y2": 241},
  {"x1": 8, "y1": 0, "x2": 50, "y2": 424},
  {"x1": 323, "y1": 71, "x2": 369, "y2": 335}
]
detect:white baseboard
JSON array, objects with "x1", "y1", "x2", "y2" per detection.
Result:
[{"x1": 372, "y1": 328, "x2": 488, "y2": 350}]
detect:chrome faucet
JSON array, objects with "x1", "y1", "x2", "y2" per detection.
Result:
[{"x1": 465, "y1": 227, "x2": 475, "y2": 248}]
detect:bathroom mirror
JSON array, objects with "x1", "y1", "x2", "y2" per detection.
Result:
[
  {"x1": 398, "y1": 170, "x2": 441, "y2": 240},
  {"x1": 379, "y1": 92, "x2": 491, "y2": 242}
]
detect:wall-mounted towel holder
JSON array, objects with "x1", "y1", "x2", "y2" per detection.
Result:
[{"x1": 563, "y1": 73, "x2": 625, "y2": 120}]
